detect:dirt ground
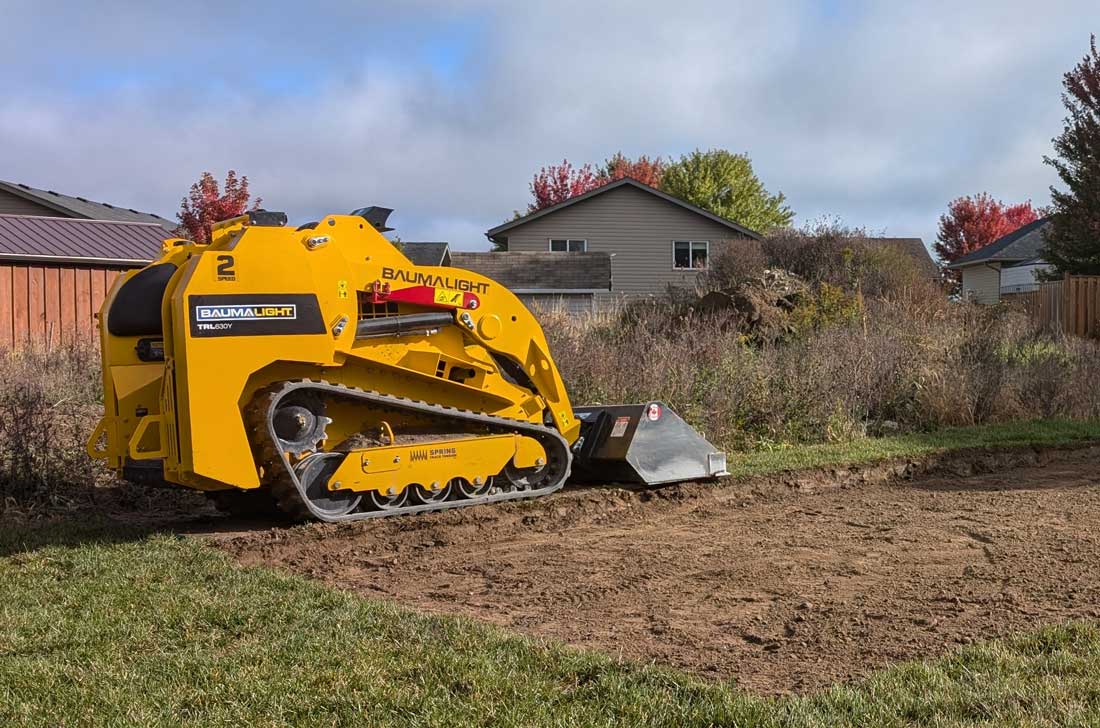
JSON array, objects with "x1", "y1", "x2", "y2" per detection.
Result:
[{"x1": 212, "y1": 446, "x2": 1100, "y2": 694}]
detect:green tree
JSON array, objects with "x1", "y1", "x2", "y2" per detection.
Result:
[
  {"x1": 1042, "y1": 35, "x2": 1100, "y2": 275},
  {"x1": 661, "y1": 149, "x2": 793, "y2": 233}
]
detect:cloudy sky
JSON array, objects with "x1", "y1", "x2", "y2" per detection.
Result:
[{"x1": 0, "y1": 1, "x2": 1093, "y2": 252}]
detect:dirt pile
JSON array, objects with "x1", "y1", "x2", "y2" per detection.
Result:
[
  {"x1": 212, "y1": 445, "x2": 1100, "y2": 695},
  {"x1": 694, "y1": 268, "x2": 810, "y2": 339}
]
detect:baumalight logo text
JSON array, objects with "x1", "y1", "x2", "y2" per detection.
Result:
[{"x1": 195, "y1": 304, "x2": 298, "y2": 322}]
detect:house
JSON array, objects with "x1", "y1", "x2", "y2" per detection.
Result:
[
  {"x1": 450, "y1": 251, "x2": 613, "y2": 314},
  {"x1": 485, "y1": 178, "x2": 761, "y2": 302},
  {"x1": 401, "y1": 241, "x2": 612, "y2": 313},
  {"x1": 947, "y1": 218, "x2": 1054, "y2": 304},
  {"x1": 0, "y1": 180, "x2": 176, "y2": 232},
  {"x1": 400, "y1": 241, "x2": 451, "y2": 267},
  {"x1": 0, "y1": 214, "x2": 169, "y2": 347}
]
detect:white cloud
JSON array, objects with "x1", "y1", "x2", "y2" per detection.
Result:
[{"x1": 0, "y1": 0, "x2": 1093, "y2": 250}]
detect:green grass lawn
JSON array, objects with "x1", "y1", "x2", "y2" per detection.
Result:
[
  {"x1": 2, "y1": 421, "x2": 1099, "y2": 727},
  {"x1": 726, "y1": 419, "x2": 1100, "y2": 479},
  {"x1": 2, "y1": 528, "x2": 1100, "y2": 728}
]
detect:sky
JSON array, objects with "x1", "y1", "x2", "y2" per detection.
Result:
[{"x1": 0, "y1": 0, "x2": 1094, "y2": 253}]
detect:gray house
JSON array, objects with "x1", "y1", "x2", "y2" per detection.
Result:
[
  {"x1": 451, "y1": 251, "x2": 612, "y2": 314},
  {"x1": 486, "y1": 178, "x2": 761, "y2": 301},
  {"x1": 402, "y1": 242, "x2": 613, "y2": 313},
  {"x1": 947, "y1": 218, "x2": 1053, "y2": 304}
]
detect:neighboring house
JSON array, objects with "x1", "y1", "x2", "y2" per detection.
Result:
[
  {"x1": 485, "y1": 178, "x2": 761, "y2": 300},
  {"x1": 400, "y1": 241, "x2": 452, "y2": 267},
  {"x1": 947, "y1": 218, "x2": 1054, "y2": 304},
  {"x1": 399, "y1": 241, "x2": 612, "y2": 313},
  {"x1": 0, "y1": 180, "x2": 176, "y2": 232},
  {"x1": 0, "y1": 214, "x2": 169, "y2": 348},
  {"x1": 450, "y1": 251, "x2": 613, "y2": 314}
]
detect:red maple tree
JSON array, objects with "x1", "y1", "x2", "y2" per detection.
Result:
[
  {"x1": 528, "y1": 160, "x2": 601, "y2": 212},
  {"x1": 176, "y1": 170, "x2": 261, "y2": 243},
  {"x1": 602, "y1": 152, "x2": 665, "y2": 187},
  {"x1": 934, "y1": 193, "x2": 1040, "y2": 266}
]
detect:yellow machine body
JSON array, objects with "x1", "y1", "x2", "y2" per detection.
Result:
[{"x1": 88, "y1": 211, "x2": 580, "y2": 519}]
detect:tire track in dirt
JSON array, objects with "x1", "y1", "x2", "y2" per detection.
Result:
[{"x1": 211, "y1": 446, "x2": 1100, "y2": 694}]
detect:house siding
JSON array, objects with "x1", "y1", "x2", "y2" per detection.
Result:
[
  {"x1": 1001, "y1": 263, "x2": 1053, "y2": 294},
  {"x1": 0, "y1": 190, "x2": 59, "y2": 217},
  {"x1": 961, "y1": 264, "x2": 1002, "y2": 304},
  {"x1": 500, "y1": 184, "x2": 751, "y2": 295}
]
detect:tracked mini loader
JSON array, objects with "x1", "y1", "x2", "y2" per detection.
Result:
[{"x1": 87, "y1": 208, "x2": 727, "y2": 521}]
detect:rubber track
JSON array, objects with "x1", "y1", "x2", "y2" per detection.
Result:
[{"x1": 249, "y1": 379, "x2": 573, "y2": 523}]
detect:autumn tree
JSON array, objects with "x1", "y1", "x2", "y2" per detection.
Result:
[
  {"x1": 660, "y1": 149, "x2": 793, "y2": 233},
  {"x1": 1042, "y1": 35, "x2": 1100, "y2": 275},
  {"x1": 527, "y1": 160, "x2": 601, "y2": 213},
  {"x1": 600, "y1": 152, "x2": 665, "y2": 187},
  {"x1": 934, "y1": 193, "x2": 1040, "y2": 268},
  {"x1": 177, "y1": 170, "x2": 260, "y2": 243}
]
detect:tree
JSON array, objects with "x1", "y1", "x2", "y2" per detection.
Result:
[
  {"x1": 660, "y1": 149, "x2": 793, "y2": 233},
  {"x1": 527, "y1": 160, "x2": 601, "y2": 213},
  {"x1": 1042, "y1": 35, "x2": 1100, "y2": 275},
  {"x1": 600, "y1": 152, "x2": 665, "y2": 187},
  {"x1": 934, "y1": 193, "x2": 1040, "y2": 268},
  {"x1": 177, "y1": 170, "x2": 260, "y2": 243}
]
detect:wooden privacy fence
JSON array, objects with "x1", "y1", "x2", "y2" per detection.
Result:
[
  {"x1": 1024, "y1": 275, "x2": 1100, "y2": 338},
  {"x1": 0, "y1": 263, "x2": 127, "y2": 349}
]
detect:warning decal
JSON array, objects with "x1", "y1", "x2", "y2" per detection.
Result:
[{"x1": 610, "y1": 416, "x2": 631, "y2": 438}]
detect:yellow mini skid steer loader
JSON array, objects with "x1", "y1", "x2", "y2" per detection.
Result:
[{"x1": 87, "y1": 208, "x2": 727, "y2": 521}]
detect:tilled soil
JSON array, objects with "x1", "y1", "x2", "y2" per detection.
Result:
[{"x1": 213, "y1": 446, "x2": 1100, "y2": 694}]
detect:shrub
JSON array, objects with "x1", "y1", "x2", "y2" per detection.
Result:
[{"x1": 0, "y1": 344, "x2": 106, "y2": 516}]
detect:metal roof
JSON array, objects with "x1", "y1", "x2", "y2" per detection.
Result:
[
  {"x1": 947, "y1": 218, "x2": 1052, "y2": 269},
  {"x1": 0, "y1": 180, "x2": 176, "y2": 231},
  {"x1": 401, "y1": 241, "x2": 451, "y2": 267},
  {"x1": 450, "y1": 251, "x2": 612, "y2": 291},
  {"x1": 0, "y1": 214, "x2": 167, "y2": 265},
  {"x1": 486, "y1": 178, "x2": 762, "y2": 242}
]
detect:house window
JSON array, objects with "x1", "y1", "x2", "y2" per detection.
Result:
[
  {"x1": 673, "y1": 240, "x2": 709, "y2": 270},
  {"x1": 549, "y1": 239, "x2": 587, "y2": 252}
]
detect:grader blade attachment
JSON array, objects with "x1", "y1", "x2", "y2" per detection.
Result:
[{"x1": 570, "y1": 403, "x2": 728, "y2": 485}]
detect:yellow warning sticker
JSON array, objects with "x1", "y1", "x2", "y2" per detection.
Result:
[
  {"x1": 433, "y1": 287, "x2": 462, "y2": 306},
  {"x1": 337, "y1": 280, "x2": 349, "y2": 300}
]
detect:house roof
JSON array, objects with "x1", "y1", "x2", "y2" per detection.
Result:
[
  {"x1": 0, "y1": 180, "x2": 176, "y2": 231},
  {"x1": 486, "y1": 178, "x2": 762, "y2": 242},
  {"x1": 450, "y1": 251, "x2": 613, "y2": 291},
  {"x1": 870, "y1": 237, "x2": 940, "y2": 277},
  {"x1": 401, "y1": 241, "x2": 451, "y2": 267},
  {"x1": 0, "y1": 214, "x2": 168, "y2": 265},
  {"x1": 947, "y1": 218, "x2": 1052, "y2": 269}
]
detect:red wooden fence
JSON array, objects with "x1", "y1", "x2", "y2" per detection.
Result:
[{"x1": 0, "y1": 263, "x2": 127, "y2": 348}]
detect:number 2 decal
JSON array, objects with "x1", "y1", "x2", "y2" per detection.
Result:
[{"x1": 215, "y1": 255, "x2": 236, "y2": 281}]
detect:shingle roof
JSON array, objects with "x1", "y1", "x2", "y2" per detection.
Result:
[
  {"x1": 450, "y1": 252, "x2": 612, "y2": 291},
  {"x1": 947, "y1": 218, "x2": 1052, "y2": 269},
  {"x1": 0, "y1": 214, "x2": 167, "y2": 264},
  {"x1": 870, "y1": 237, "x2": 940, "y2": 277},
  {"x1": 486, "y1": 178, "x2": 762, "y2": 242},
  {"x1": 401, "y1": 241, "x2": 451, "y2": 267},
  {"x1": 0, "y1": 180, "x2": 176, "y2": 231}
]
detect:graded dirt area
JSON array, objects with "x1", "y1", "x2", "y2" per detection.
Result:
[{"x1": 214, "y1": 447, "x2": 1100, "y2": 694}]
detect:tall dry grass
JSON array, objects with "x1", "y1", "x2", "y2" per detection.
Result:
[
  {"x1": 541, "y1": 225, "x2": 1100, "y2": 453},
  {"x1": 0, "y1": 344, "x2": 107, "y2": 515}
]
